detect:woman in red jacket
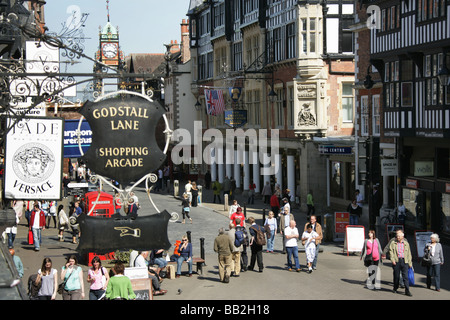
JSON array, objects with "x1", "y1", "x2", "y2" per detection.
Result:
[{"x1": 30, "y1": 204, "x2": 46, "y2": 251}]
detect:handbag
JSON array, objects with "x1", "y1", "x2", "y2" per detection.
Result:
[
  {"x1": 58, "y1": 268, "x2": 74, "y2": 294},
  {"x1": 408, "y1": 267, "x2": 415, "y2": 286},
  {"x1": 421, "y1": 247, "x2": 432, "y2": 267},
  {"x1": 28, "y1": 230, "x2": 34, "y2": 245}
]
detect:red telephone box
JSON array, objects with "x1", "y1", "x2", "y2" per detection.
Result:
[
  {"x1": 82, "y1": 191, "x2": 116, "y2": 265},
  {"x1": 83, "y1": 191, "x2": 114, "y2": 217}
]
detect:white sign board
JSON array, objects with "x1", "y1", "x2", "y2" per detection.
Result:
[
  {"x1": 415, "y1": 231, "x2": 433, "y2": 259},
  {"x1": 381, "y1": 159, "x2": 398, "y2": 176},
  {"x1": 344, "y1": 225, "x2": 365, "y2": 254},
  {"x1": 124, "y1": 267, "x2": 149, "y2": 280},
  {"x1": 4, "y1": 117, "x2": 64, "y2": 200}
]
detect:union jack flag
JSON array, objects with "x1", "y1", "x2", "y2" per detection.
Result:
[{"x1": 205, "y1": 89, "x2": 225, "y2": 116}]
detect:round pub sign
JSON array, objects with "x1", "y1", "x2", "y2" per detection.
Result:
[{"x1": 79, "y1": 95, "x2": 166, "y2": 186}]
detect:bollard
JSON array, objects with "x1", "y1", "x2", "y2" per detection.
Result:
[
  {"x1": 224, "y1": 194, "x2": 228, "y2": 211},
  {"x1": 186, "y1": 230, "x2": 191, "y2": 243},
  {"x1": 262, "y1": 208, "x2": 266, "y2": 222},
  {"x1": 200, "y1": 237, "x2": 206, "y2": 265},
  {"x1": 244, "y1": 204, "x2": 247, "y2": 218},
  {"x1": 174, "y1": 180, "x2": 179, "y2": 197}
]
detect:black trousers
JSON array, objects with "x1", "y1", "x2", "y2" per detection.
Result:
[
  {"x1": 393, "y1": 258, "x2": 410, "y2": 292},
  {"x1": 249, "y1": 245, "x2": 263, "y2": 271}
]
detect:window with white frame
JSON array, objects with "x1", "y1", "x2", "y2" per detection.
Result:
[
  {"x1": 372, "y1": 95, "x2": 380, "y2": 136},
  {"x1": 232, "y1": 42, "x2": 243, "y2": 71},
  {"x1": 342, "y1": 83, "x2": 354, "y2": 122},
  {"x1": 275, "y1": 87, "x2": 283, "y2": 127},
  {"x1": 360, "y1": 95, "x2": 369, "y2": 136},
  {"x1": 246, "y1": 90, "x2": 253, "y2": 124},
  {"x1": 286, "y1": 23, "x2": 296, "y2": 59},
  {"x1": 254, "y1": 90, "x2": 261, "y2": 126}
]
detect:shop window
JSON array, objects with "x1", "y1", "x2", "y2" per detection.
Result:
[{"x1": 441, "y1": 193, "x2": 450, "y2": 234}]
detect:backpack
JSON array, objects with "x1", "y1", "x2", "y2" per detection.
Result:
[
  {"x1": 27, "y1": 274, "x2": 41, "y2": 300},
  {"x1": 234, "y1": 229, "x2": 245, "y2": 247},
  {"x1": 251, "y1": 225, "x2": 266, "y2": 246}
]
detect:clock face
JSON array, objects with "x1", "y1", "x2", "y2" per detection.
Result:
[{"x1": 102, "y1": 43, "x2": 118, "y2": 59}]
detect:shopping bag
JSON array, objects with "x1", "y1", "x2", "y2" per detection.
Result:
[
  {"x1": 28, "y1": 230, "x2": 33, "y2": 245},
  {"x1": 408, "y1": 267, "x2": 415, "y2": 286}
]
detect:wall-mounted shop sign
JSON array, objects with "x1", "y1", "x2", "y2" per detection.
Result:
[
  {"x1": 319, "y1": 145, "x2": 353, "y2": 155},
  {"x1": 4, "y1": 117, "x2": 64, "y2": 199},
  {"x1": 414, "y1": 161, "x2": 434, "y2": 177},
  {"x1": 79, "y1": 95, "x2": 166, "y2": 186},
  {"x1": 381, "y1": 159, "x2": 398, "y2": 176},
  {"x1": 406, "y1": 179, "x2": 419, "y2": 189},
  {"x1": 64, "y1": 119, "x2": 92, "y2": 158},
  {"x1": 224, "y1": 110, "x2": 247, "y2": 128}
]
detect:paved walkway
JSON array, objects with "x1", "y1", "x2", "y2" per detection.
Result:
[{"x1": 7, "y1": 184, "x2": 450, "y2": 301}]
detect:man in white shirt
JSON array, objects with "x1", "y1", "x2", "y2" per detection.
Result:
[
  {"x1": 284, "y1": 220, "x2": 300, "y2": 272},
  {"x1": 133, "y1": 251, "x2": 167, "y2": 296}
]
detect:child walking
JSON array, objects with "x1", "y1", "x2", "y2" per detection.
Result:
[
  {"x1": 301, "y1": 224, "x2": 319, "y2": 273},
  {"x1": 181, "y1": 193, "x2": 192, "y2": 224}
]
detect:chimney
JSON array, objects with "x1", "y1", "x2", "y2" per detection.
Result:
[{"x1": 180, "y1": 19, "x2": 190, "y2": 63}]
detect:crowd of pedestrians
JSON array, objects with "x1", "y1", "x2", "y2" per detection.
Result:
[{"x1": 2, "y1": 170, "x2": 446, "y2": 300}]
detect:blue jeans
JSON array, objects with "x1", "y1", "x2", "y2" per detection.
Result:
[
  {"x1": 154, "y1": 257, "x2": 168, "y2": 269},
  {"x1": 426, "y1": 264, "x2": 441, "y2": 291},
  {"x1": 312, "y1": 243, "x2": 320, "y2": 269},
  {"x1": 176, "y1": 256, "x2": 193, "y2": 275},
  {"x1": 266, "y1": 231, "x2": 275, "y2": 252},
  {"x1": 350, "y1": 214, "x2": 359, "y2": 225},
  {"x1": 32, "y1": 228, "x2": 42, "y2": 250},
  {"x1": 286, "y1": 246, "x2": 300, "y2": 269}
]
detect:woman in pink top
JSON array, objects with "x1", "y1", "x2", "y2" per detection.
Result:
[
  {"x1": 87, "y1": 256, "x2": 110, "y2": 300},
  {"x1": 360, "y1": 230, "x2": 382, "y2": 290}
]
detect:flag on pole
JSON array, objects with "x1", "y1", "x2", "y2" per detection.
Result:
[{"x1": 205, "y1": 89, "x2": 225, "y2": 116}]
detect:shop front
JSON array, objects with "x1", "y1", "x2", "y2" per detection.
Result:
[{"x1": 402, "y1": 178, "x2": 450, "y2": 241}]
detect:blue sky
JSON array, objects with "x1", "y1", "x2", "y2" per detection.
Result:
[{"x1": 44, "y1": 0, "x2": 190, "y2": 73}]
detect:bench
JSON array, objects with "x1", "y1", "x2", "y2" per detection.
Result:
[{"x1": 167, "y1": 257, "x2": 205, "y2": 276}]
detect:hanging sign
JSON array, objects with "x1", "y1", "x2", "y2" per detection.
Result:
[
  {"x1": 79, "y1": 95, "x2": 166, "y2": 186},
  {"x1": 224, "y1": 110, "x2": 247, "y2": 128},
  {"x1": 4, "y1": 117, "x2": 64, "y2": 200},
  {"x1": 76, "y1": 210, "x2": 172, "y2": 254}
]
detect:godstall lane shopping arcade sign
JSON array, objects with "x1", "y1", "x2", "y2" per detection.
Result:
[{"x1": 79, "y1": 95, "x2": 166, "y2": 186}]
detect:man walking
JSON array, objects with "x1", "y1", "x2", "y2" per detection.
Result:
[
  {"x1": 248, "y1": 217, "x2": 265, "y2": 273},
  {"x1": 304, "y1": 215, "x2": 323, "y2": 270},
  {"x1": 214, "y1": 228, "x2": 234, "y2": 283},
  {"x1": 228, "y1": 223, "x2": 243, "y2": 277},
  {"x1": 30, "y1": 204, "x2": 45, "y2": 251},
  {"x1": 285, "y1": 220, "x2": 300, "y2": 272},
  {"x1": 389, "y1": 230, "x2": 413, "y2": 296}
]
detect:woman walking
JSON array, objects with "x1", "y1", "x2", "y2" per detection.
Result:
[
  {"x1": 60, "y1": 255, "x2": 85, "y2": 300},
  {"x1": 181, "y1": 193, "x2": 192, "y2": 224},
  {"x1": 36, "y1": 258, "x2": 58, "y2": 300},
  {"x1": 57, "y1": 205, "x2": 69, "y2": 242},
  {"x1": 425, "y1": 233, "x2": 444, "y2": 292},
  {"x1": 87, "y1": 256, "x2": 110, "y2": 300},
  {"x1": 264, "y1": 211, "x2": 277, "y2": 253},
  {"x1": 360, "y1": 230, "x2": 382, "y2": 290}
]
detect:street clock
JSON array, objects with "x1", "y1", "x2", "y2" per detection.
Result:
[{"x1": 102, "y1": 42, "x2": 118, "y2": 59}]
